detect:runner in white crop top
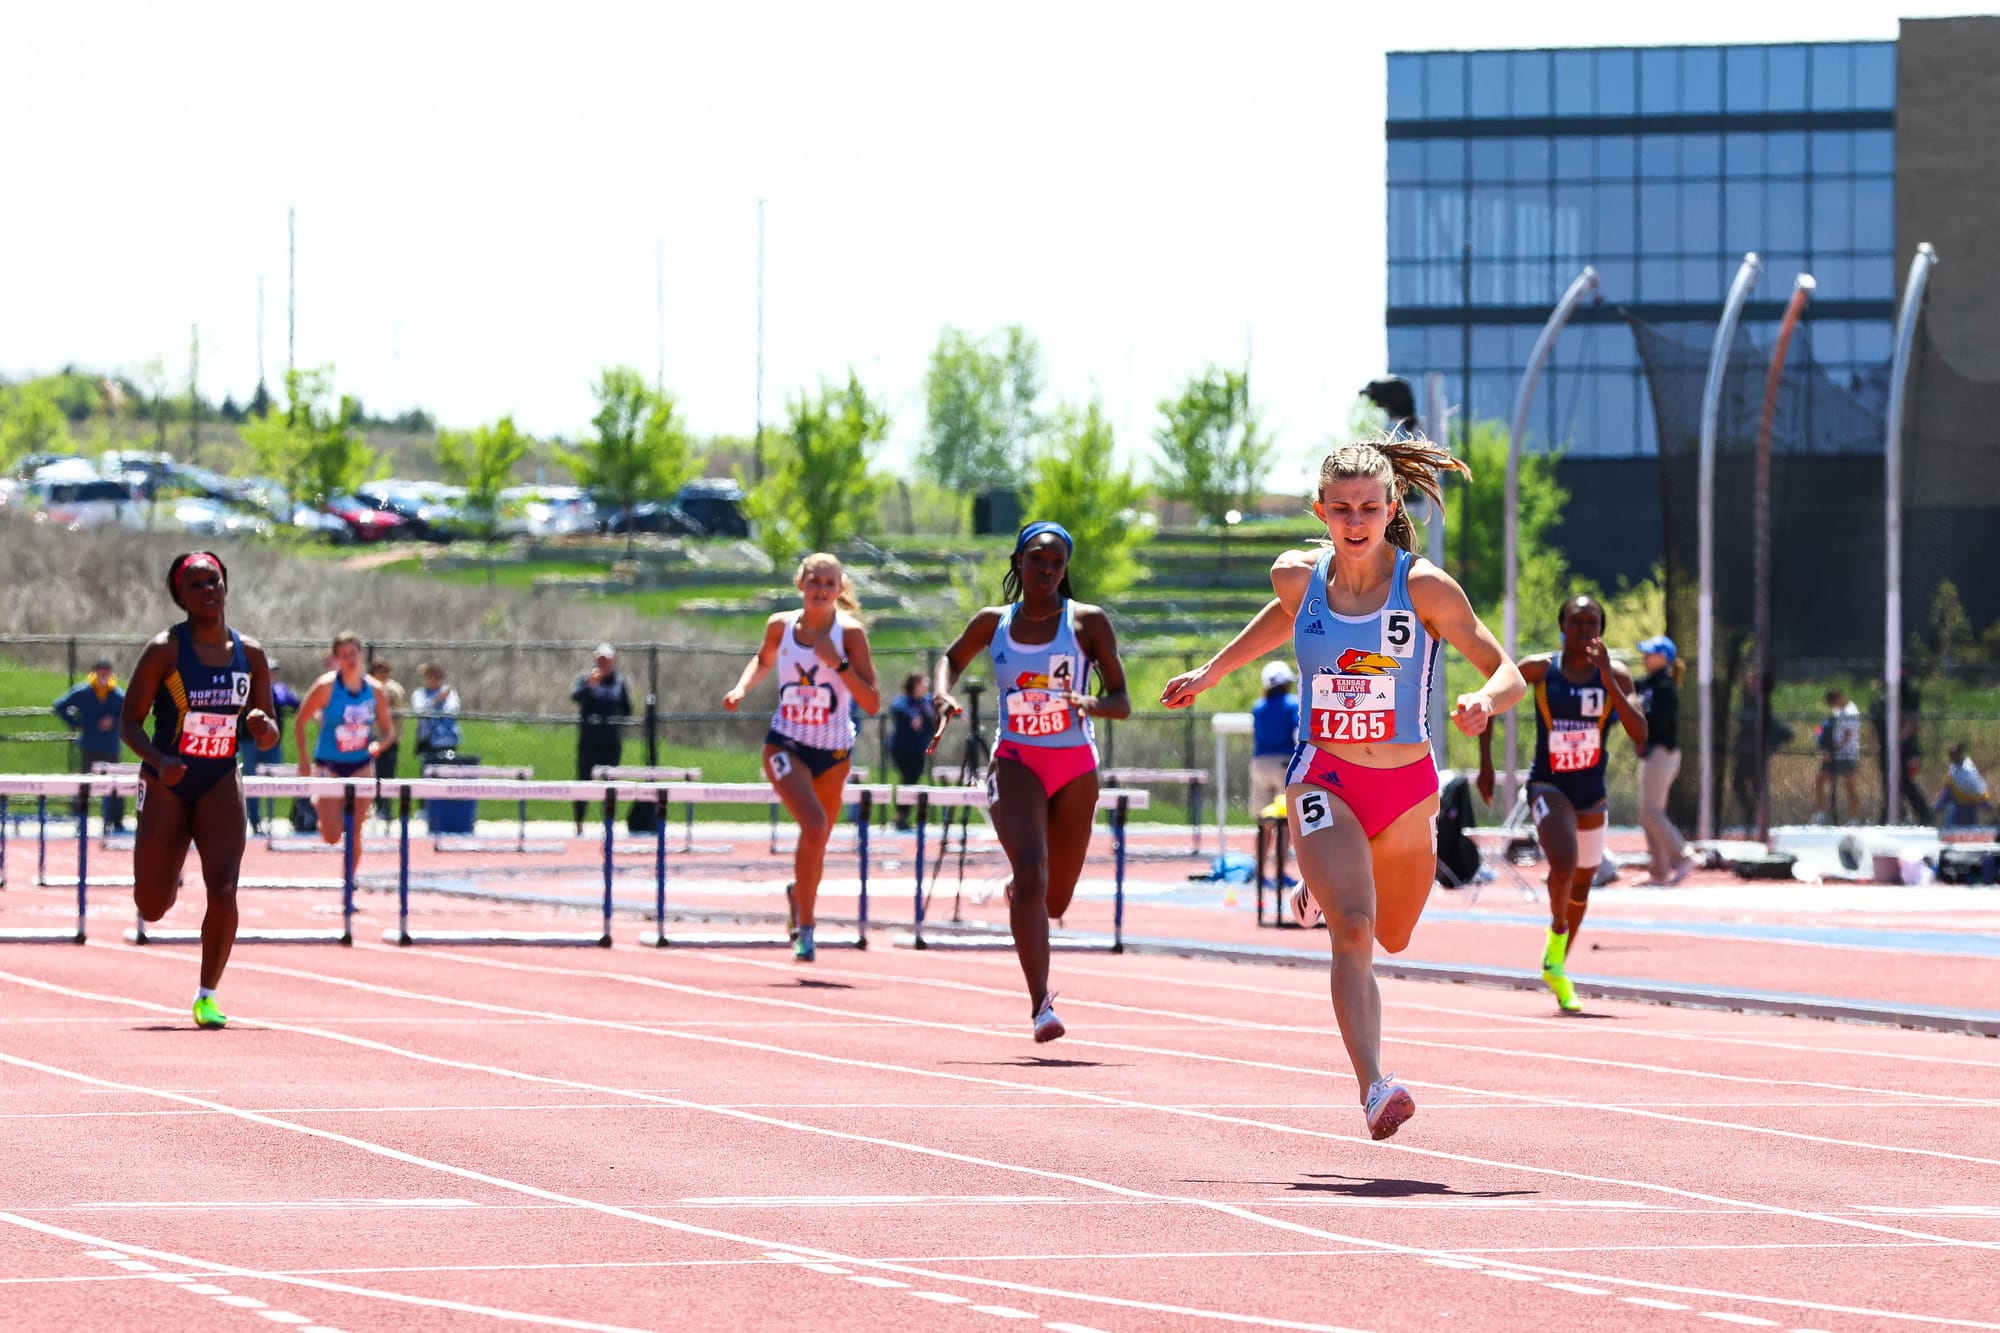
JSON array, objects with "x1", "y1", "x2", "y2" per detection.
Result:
[{"x1": 724, "y1": 553, "x2": 881, "y2": 962}]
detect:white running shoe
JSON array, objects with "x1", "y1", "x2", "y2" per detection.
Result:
[
  {"x1": 1289, "y1": 883, "x2": 1323, "y2": 930},
  {"x1": 1364, "y1": 1075, "x2": 1416, "y2": 1141},
  {"x1": 1032, "y1": 991, "x2": 1065, "y2": 1044}
]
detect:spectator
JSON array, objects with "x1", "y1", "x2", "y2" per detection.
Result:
[
  {"x1": 1249, "y1": 661, "x2": 1300, "y2": 821},
  {"x1": 368, "y1": 659, "x2": 407, "y2": 779},
  {"x1": 241, "y1": 658, "x2": 302, "y2": 835},
  {"x1": 1936, "y1": 742, "x2": 1993, "y2": 828},
  {"x1": 886, "y1": 673, "x2": 936, "y2": 830},
  {"x1": 571, "y1": 642, "x2": 632, "y2": 833},
  {"x1": 51, "y1": 657, "x2": 126, "y2": 833},
  {"x1": 1812, "y1": 687, "x2": 1863, "y2": 825},
  {"x1": 411, "y1": 662, "x2": 463, "y2": 764},
  {"x1": 1634, "y1": 636, "x2": 1693, "y2": 884},
  {"x1": 1869, "y1": 678, "x2": 1926, "y2": 825}
]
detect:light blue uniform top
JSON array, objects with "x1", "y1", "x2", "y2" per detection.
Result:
[
  {"x1": 314, "y1": 674, "x2": 377, "y2": 763},
  {"x1": 1291, "y1": 547, "x2": 1436, "y2": 747},
  {"x1": 991, "y1": 601, "x2": 1095, "y2": 750}
]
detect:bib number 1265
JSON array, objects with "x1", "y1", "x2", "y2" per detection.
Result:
[{"x1": 1313, "y1": 709, "x2": 1390, "y2": 743}]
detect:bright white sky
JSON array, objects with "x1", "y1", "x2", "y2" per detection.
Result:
[{"x1": 0, "y1": 1, "x2": 1945, "y2": 490}]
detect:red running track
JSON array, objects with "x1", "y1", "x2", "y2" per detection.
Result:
[{"x1": 3, "y1": 927, "x2": 1999, "y2": 1333}]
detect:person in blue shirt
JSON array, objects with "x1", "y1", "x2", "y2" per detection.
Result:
[
  {"x1": 1249, "y1": 660, "x2": 1300, "y2": 821},
  {"x1": 886, "y1": 672, "x2": 937, "y2": 830},
  {"x1": 53, "y1": 657, "x2": 128, "y2": 833},
  {"x1": 241, "y1": 658, "x2": 300, "y2": 835}
]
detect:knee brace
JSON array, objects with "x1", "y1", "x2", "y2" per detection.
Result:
[{"x1": 1574, "y1": 821, "x2": 1606, "y2": 875}]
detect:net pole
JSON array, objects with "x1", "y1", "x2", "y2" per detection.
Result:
[
  {"x1": 1753, "y1": 274, "x2": 1815, "y2": 844},
  {"x1": 1884, "y1": 243, "x2": 1938, "y2": 819},
  {"x1": 1421, "y1": 372, "x2": 1450, "y2": 765},
  {"x1": 1697, "y1": 254, "x2": 1764, "y2": 841},
  {"x1": 1504, "y1": 266, "x2": 1599, "y2": 811}
]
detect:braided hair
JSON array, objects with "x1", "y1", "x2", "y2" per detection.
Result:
[{"x1": 1315, "y1": 430, "x2": 1470, "y2": 553}]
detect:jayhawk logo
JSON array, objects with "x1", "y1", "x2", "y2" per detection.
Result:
[
  {"x1": 1322, "y1": 649, "x2": 1400, "y2": 711},
  {"x1": 1335, "y1": 649, "x2": 1399, "y2": 675},
  {"x1": 1014, "y1": 670, "x2": 1049, "y2": 689}
]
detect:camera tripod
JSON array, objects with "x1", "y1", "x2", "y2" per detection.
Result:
[{"x1": 929, "y1": 681, "x2": 993, "y2": 923}]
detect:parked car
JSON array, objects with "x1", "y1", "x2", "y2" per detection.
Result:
[
  {"x1": 289, "y1": 504, "x2": 350, "y2": 541},
  {"x1": 30, "y1": 476, "x2": 146, "y2": 531},
  {"x1": 496, "y1": 486, "x2": 598, "y2": 538},
  {"x1": 356, "y1": 483, "x2": 462, "y2": 542},
  {"x1": 675, "y1": 479, "x2": 749, "y2": 538},
  {"x1": 323, "y1": 495, "x2": 412, "y2": 544},
  {"x1": 158, "y1": 497, "x2": 274, "y2": 539},
  {"x1": 601, "y1": 501, "x2": 704, "y2": 536}
]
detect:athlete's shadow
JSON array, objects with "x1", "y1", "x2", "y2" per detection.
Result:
[
  {"x1": 945, "y1": 1056, "x2": 1112, "y2": 1069},
  {"x1": 772, "y1": 978, "x2": 855, "y2": 990},
  {"x1": 1279, "y1": 1174, "x2": 1535, "y2": 1200}
]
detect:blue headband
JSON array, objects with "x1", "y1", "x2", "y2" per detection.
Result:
[{"x1": 1016, "y1": 521, "x2": 1073, "y2": 554}]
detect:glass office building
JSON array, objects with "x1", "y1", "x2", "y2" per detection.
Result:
[{"x1": 1385, "y1": 42, "x2": 1897, "y2": 459}]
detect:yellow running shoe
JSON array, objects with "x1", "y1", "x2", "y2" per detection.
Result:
[
  {"x1": 191, "y1": 996, "x2": 228, "y2": 1030},
  {"x1": 1539, "y1": 928, "x2": 1581, "y2": 1013}
]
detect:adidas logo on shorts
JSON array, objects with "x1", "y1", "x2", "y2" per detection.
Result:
[{"x1": 1302, "y1": 619, "x2": 1325, "y2": 636}]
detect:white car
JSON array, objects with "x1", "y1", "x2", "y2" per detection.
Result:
[
  {"x1": 28, "y1": 476, "x2": 146, "y2": 530},
  {"x1": 496, "y1": 486, "x2": 598, "y2": 538}
]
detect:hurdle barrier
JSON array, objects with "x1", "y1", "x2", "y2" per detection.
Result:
[
  {"x1": 423, "y1": 764, "x2": 570, "y2": 854},
  {"x1": 1101, "y1": 768, "x2": 1206, "y2": 857},
  {"x1": 591, "y1": 766, "x2": 715, "y2": 855},
  {"x1": 0, "y1": 775, "x2": 132, "y2": 942},
  {"x1": 0, "y1": 774, "x2": 1147, "y2": 953},
  {"x1": 767, "y1": 768, "x2": 870, "y2": 856}
]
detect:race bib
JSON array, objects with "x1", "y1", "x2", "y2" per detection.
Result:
[
  {"x1": 779, "y1": 683, "x2": 835, "y2": 727},
  {"x1": 1548, "y1": 720, "x2": 1602, "y2": 773},
  {"x1": 1309, "y1": 673, "x2": 1395, "y2": 745},
  {"x1": 1005, "y1": 689, "x2": 1072, "y2": 739},
  {"x1": 178, "y1": 710, "x2": 238, "y2": 760}
]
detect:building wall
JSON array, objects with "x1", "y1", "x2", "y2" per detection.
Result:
[{"x1": 1896, "y1": 17, "x2": 2000, "y2": 381}]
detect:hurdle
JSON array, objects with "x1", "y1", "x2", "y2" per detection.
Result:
[
  {"x1": 0, "y1": 775, "x2": 132, "y2": 942},
  {"x1": 591, "y1": 766, "x2": 718, "y2": 854},
  {"x1": 768, "y1": 767, "x2": 870, "y2": 855},
  {"x1": 898, "y1": 789, "x2": 1147, "y2": 955},
  {"x1": 129, "y1": 775, "x2": 362, "y2": 946},
  {"x1": 88, "y1": 761, "x2": 139, "y2": 849},
  {"x1": 1101, "y1": 767, "x2": 1208, "y2": 857},
  {"x1": 423, "y1": 764, "x2": 569, "y2": 854}
]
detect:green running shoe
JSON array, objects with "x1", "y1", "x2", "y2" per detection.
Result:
[
  {"x1": 1539, "y1": 928, "x2": 1581, "y2": 1013},
  {"x1": 191, "y1": 996, "x2": 228, "y2": 1030},
  {"x1": 793, "y1": 924, "x2": 816, "y2": 963}
]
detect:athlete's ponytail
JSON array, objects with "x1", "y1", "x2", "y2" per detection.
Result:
[
  {"x1": 796, "y1": 553, "x2": 861, "y2": 616},
  {"x1": 1315, "y1": 431, "x2": 1470, "y2": 553}
]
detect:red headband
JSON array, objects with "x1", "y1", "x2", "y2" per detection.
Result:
[{"x1": 174, "y1": 554, "x2": 222, "y2": 591}]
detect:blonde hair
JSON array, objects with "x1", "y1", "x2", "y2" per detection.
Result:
[
  {"x1": 796, "y1": 553, "x2": 861, "y2": 614},
  {"x1": 330, "y1": 631, "x2": 363, "y2": 656},
  {"x1": 1315, "y1": 430, "x2": 1471, "y2": 553}
]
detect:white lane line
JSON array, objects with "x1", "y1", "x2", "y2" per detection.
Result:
[
  {"x1": 801, "y1": 1263, "x2": 852, "y2": 1275},
  {"x1": 970, "y1": 1306, "x2": 1039, "y2": 1319},
  {"x1": 213, "y1": 1294, "x2": 270, "y2": 1307},
  {"x1": 1625, "y1": 1297, "x2": 1694, "y2": 1309},
  {"x1": 183, "y1": 1283, "x2": 233, "y2": 1294},
  {"x1": 147, "y1": 1272, "x2": 197, "y2": 1283},
  {"x1": 18, "y1": 961, "x2": 2000, "y2": 1332},
  {"x1": 111, "y1": 1259, "x2": 157, "y2": 1270},
  {"x1": 257, "y1": 1313, "x2": 316, "y2": 1325},
  {"x1": 0, "y1": 1057, "x2": 1377, "y2": 1333},
  {"x1": 1046, "y1": 1325, "x2": 1110, "y2": 1333},
  {"x1": 394, "y1": 948, "x2": 2000, "y2": 1165},
  {"x1": 848, "y1": 1275, "x2": 909, "y2": 1288},
  {"x1": 1544, "y1": 1282, "x2": 1609, "y2": 1295},
  {"x1": 82, "y1": 1249, "x2": 130, "y2": 1259},
  {"x1": 1424, "y1": 1258, "x2": 1483, "y2": 1269},
  {"x1": 1700, "y1": 1315, "x2": 1781, "y2": 1327}
]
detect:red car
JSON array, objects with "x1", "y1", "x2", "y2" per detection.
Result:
[{"x1": 323, "y1": 494, "x2": 412, "y2": 544}]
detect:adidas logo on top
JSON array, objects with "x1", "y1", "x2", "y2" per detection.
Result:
[
  {"x1": 1302, "y1": 619, "x2": 1326, "y2": 636},
  {"x1": 993, "y1": 651, "x2": 1008, "y2": 664}
]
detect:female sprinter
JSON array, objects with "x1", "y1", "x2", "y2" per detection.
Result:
[
  {"x1": 930, "y1": 522, "x2": 1131, "y2": 1043},
  {"x1": 723, "y1": 553, "x2": 880, "y2": 962},
  {"x1": 120, "y1": 552, "x2": 280, "y2": 1030},
  {"x1": 294, "y1": 632, "x2": 396, "y2": 869},
  {"x1": 1478, "y1": 595, "x2": 1646, "y2": 1012},
  {"x1": 1162, "y1": 436, "x2": 1523, "y2": 1139}
]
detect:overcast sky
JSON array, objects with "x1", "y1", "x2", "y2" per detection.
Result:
[{"x1": 0, "y1": 1, "x2": 1946, "y2": 489}]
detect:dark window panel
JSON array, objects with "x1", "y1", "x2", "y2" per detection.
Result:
[
  {"x1": 1388, "y1": 53, "x2": 1426, "y2": 119},
  {"x1": 1388, "y1": 327, "x2": 1427, "y2": 367},
  {"x1": 1426, "y1": 137, "x2": 1467, "y2": 181},
  {"x1": 1853, "y1": 129, "x2": 1894, "y2": 175},
  {"x1": 1469, "y1": 51, "x2": 1510, "y2": 117},
  {"x1": 1639, "y1": 182, "x2": 1679, "y2": 255},
  {"x1": 1470, "y1": 137, "x2": 1510, "y2": 183},
  {"x1": 1597, "y1": 135, "x2": 1636, "y2": 178},
  {"x1": 1388, "y1": 262, "x2": 1425, "y2": 307},
  {"x1": 1639, "y1": 47, "x2": 1680, "y2": 115},
  {"x1": 1388, "y1": 187, "x2": 1422, "y2": 259},
  {"x1": 1680, "y1": 133, "x2": 1721, "y2": 179},
  {"x1": 1471, "y1": 371, "x2": 1515, "y2": 425},
  {"x1": 1815, "y1": 257, "x2": 1854, "y2": 300},
  {"x1": 1592, "y1": 185, "x2": 1636, "y2": 254},
  {"x1": 1639, "y1": 134, "x2": 1678, "y2": 180},
  {"x1": 1471, "y1": 324, "x2": 1510, "y2": 365},
  {"x1": 1723, "y1": 178, "x2": 1766, "y2": 254},
  {"x1": 1596, "y1": 258, "x2": 1637, "y2": 304},
  {"x1": 1851, "y1": 321, "x2": 1891, "y2": 364},
  {"x1": 1724, "y1": 44, "x2": 1765, "y2": 113},
  {"x1": 1595, "y1": 48, "x2": 1637, "y2": 115},
  {"x1": 1388, "y1": 140, "x2": 1425, "y2": 185},
  {"x1": 1683, "y1": 46, "x2": 1723, "y2": 113},
  {"x1": 1812, "y1": 320, "x2": 1853, "y2": 368},
  {"x1": 1851, "y1": 256, "x2": 1893, "y2": 302},
  {"x1": 1724, "y1": 132, "x2": 1763, "y2": 176},
  {"x1": 1853, "y1": 177, "x2": 1892, "y2": 251},
  {"x1": 1426, "y1": 325, "x2": 1463, "y2": 367},
  {"x1": 1682, "y1": 257, "x2": 1723, "y2": 303},
  {"x1": 1810, "y1": 177, "x2": 1854, "y2": 252},
  {"x1": 1768, "y1": 45, "x2": 1808, "y2": 112},
  {"x1": 1812, "y1": 129, "x2": 1853, "y2": 174},
  {"x1": 1811, "y1": 42, "x2": 1854, "y2": 111},
  {"x1": 1641, "y1": 256, "x2": 1682, "y2": 302},
  {"x1": 1553, "y1": 183, "x2": 1592, "y2": 263},
  {"x1": 1554, "y1": 50, "x2": 1594, "y2": 115},
  {"x1": 1555, "y1": 136, "x2": 1596, "y2": 181},
  {"x1": 1427, "y1": 52, "x2": 1467, "y2": 118},
  {"x1": 1767, "y1": 131, "x2": 1807, "y2": 176},
  {"x1": 1762, "y1": 251, "x2": 1808, "y2": 287},
  {"x1": 1511, "y1": 136, "x2": 1552, "y2": 182},
  {"x1": 1427, "y1": 259, "x2": 1467, "y2": 306},
  {"x1": 1512, "y1": 49, "x2": 1552, "y2": 117},
  {"x1": 1680, "y1": 181, "x2": 1722, "y2": 254},
  {"x1": 1853, "y1": 43, "x2": 1895, "y2": 109}
]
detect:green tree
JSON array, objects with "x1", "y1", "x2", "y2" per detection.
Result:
[
  {"x1": 1152, "y1": 365, "x2": 1272, "y2": 528},
  {"x1": 1023, "y1": 401, "x2": 1149, "y2": 599},
  {"x1": 438, "y1": 415, "x2": 531, "y2": 579},
  {"x1": 746, "y1": 372, "x2": 887, "y2": 564},
  {"x1": 1451, "y1": 417, "x2": 1576, "y2": 651},
  {"x1": 564, "y1": 367, "x2": 691, "y2": 554},
  {"x1": 919, "y1": 324, "x2": 1045, "y2": 495},
  {"x1": 0, "y1": 381, "x2": 76, "y2": 467},
  {"x1": 240, "y1": 368, "x2": 379, "y2": 512}
]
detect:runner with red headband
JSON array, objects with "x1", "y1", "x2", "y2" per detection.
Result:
[
  {"x1": 120, "y1": 552, "x2": 280, "y2": 1030},
  {"x1": 931, "y1": 521, "x2": 1131, "y2": 1043}
]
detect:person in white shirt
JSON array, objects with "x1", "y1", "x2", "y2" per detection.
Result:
[
  {"x1": 1937, "y1": 743, "x2": 1993, "y2": 828},
  {"x1": 411, "y1": 662, "x2": 463, "y2": 763},
  {"x1": 1812, "y1": 688, "x2": 1862, "y2": 825}
]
